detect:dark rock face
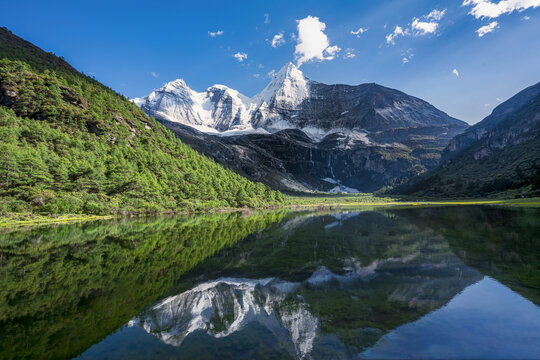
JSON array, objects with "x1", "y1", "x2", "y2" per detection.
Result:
[
  {"x1": 161, "y1": 119, "x2": 467, "y2": 192},
  {"x1": 255, "y1": 82, "x2": 466, "y2": 133},
  {"x1": 444, "y1": 82, "x2": 540, "y2": 161},
  {"x1": 397, "y1": 81, "x2": 540, "y2": 197}
]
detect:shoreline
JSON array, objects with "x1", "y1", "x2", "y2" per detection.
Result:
[
  {"x1": 0, "y1": 214, "x2": 117, "y2": 229},
  {"x1": 1, "y1": 197, "x2": 538, "y2": 229}
]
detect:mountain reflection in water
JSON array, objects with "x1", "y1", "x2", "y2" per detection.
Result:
[{"x1": 1, "y1": 207, "x2": 538, "y2": 360}]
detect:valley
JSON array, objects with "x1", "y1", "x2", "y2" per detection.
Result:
[
  {"x1": 1, "y1": 27, "x2": 537, "y2": 222},
  {"x1": 1, "y1": 1, "x2": 540, "y2": 359}
]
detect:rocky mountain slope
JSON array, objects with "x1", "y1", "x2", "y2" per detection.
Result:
[
  {"x1": 135, "y1": 63, "x2": 469, "y2": 192},
  {"x1": 397, "y1": 82, "x2": 540, "y2": 197}
]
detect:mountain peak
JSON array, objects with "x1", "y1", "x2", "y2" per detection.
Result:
[
  {"x1": 253, "y1": 62, "x2": 310, "y2": 106},
  {"x1": 134, "y1": 61, "x2": 466, "y2": 140},
  {"x1": 166, "y1": 78, "x2": 189, "y2": 89},
  {"x1": 278, "y1": 61, "x2": 297, "y2": 72},
  {"x1": 274, "y1": 62, "x2": 305, "y2": 81}
]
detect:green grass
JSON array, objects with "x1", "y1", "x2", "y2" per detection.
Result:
[
  {"x1": 2, "y1": 196, "x2": 538, "y2": 229},
  {"x1": 285, "y1": 193, "x2": 540, "y2": 208},
  {"x1": 0, "y1": 213, "x2": 115, "y2": 228}
]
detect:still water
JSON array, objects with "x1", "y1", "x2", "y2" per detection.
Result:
[{"x1": 0, "y1": 206, "x2": 539, "y2": 359}]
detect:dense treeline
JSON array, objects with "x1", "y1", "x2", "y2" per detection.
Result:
[{"x1": 0, "y1": 28, "x2": 284, "y2": 214}]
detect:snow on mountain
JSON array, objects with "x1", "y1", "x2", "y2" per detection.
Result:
[
  {"x1": 127, "y1": 253, "x2": 423, "y2": 358},
  {"x1": 250, "y1": 62, "x2": 312, "y2": 131},
  {"x1": 134, "y1": 62, "x2": 314, "y2": 136},
  {"x1": 133, "y1": 63, "x2": 311, "y2": 135},
  {"x1": 133, "y1": 79, "x2": 254, "y2": 133},
  {"x1": 253, "y1": 62, "x2": 311, "y2": 107},
  {"x1": 133, "y1": 62, "x2": 467, "y2": 142},
  {"x1": 128, "y1": 277, "x2": 317, "y2": 359}
]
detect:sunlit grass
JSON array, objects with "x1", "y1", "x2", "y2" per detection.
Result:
[
  {"x1": 0, "y1": 214, "x2": 115, "y2": 229},
  {"x1": 1, "y1": 196, "x2": 538, "y2": 229},
  {"x1": 285, "y1": 193, "x2": 540, "y2": 208}
]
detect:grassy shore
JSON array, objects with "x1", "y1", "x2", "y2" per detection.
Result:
[
  {"x1": 0, "y1": 214, "x2": 116, "y2": 229},
  {"x1": 285, "y1": 193, "x2": 540, "y2": 208},
  {"x1": 1, "y1": 195, "x2": 538, "y2": 229}
]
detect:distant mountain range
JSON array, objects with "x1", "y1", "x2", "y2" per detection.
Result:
[
  {"x1": 135, "y1": 63, "x2": 469, "y2": 192},
  {"x1": 398, "y1": 81, "x2": 540, "y2": 197}
]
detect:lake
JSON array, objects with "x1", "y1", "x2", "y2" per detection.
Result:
[{"x1": 0, "y1": 206, "x2": 539, "y2": 359}]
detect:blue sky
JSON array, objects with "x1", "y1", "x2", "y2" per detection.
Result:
[{"x1": 1, "y1": 0, "x2": 539, "y2": 124}]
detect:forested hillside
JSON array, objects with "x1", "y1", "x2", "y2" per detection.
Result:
[
  {"x1": 0, "y1": 27, "x2": 284, "y2": 215},
  {"x1": 396, "y1": 82, "x2": 540, "y2": 198}
]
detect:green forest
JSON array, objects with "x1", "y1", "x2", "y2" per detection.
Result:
[{"x1": 0, "y1": 28, "x2": 284, "y2": 215}]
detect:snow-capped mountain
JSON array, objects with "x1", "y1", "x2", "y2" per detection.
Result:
[
  {"x1": 134, "y1": 62, "x2": 466, "y2": 140},
  {"x1": 250, "y1": 62, "x2": 312, "y2": 131},
  {"x1": 127, "y1": 250, "x2": 481, "y2": 358},
  {"x1": 133, "y1": 62, "x2": 315, "y2": 136},
  {"x1": 128, "y1": 277, "x2": 318, "y2": 359},
  {"x1": 133, "y1": 78, "x2": 254, "y2": 133},
  {"x1": 134, "y1": 63, "x2": 469, "y2": 192}
]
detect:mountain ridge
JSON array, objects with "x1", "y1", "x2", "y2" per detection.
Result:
[
  {"x1": 134, "y1": 62, "x2": 467, "y2": 140},
  {"x1": 396, "y1": 81, "x2": 540, "y2": 197},
  {"x1": 443, "y1": 81, "x2": 540, "y2": 161}
]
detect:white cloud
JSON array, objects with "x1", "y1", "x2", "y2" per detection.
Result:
[
  {"x1": 208, "y1": 30, "x2": 224, "y2": 37},
  {"x1": 453, "y1": 68, "x2": 460, "y2": 76},
  {"x1": 233, "y1": 52, "x2": 248, "y2": 62},
  {"x1": 401, "y1": 48, "x2": 414, "y2": 63},
  {"x1": 253, "y1": 74, "x2": 261, "y2": 79},
  {"x1": 386, "y1": 9, "x2": 445, "y2": 44},
  {"x1": 386, "y1": 26, "x2": 406, "y2": 45},
  {"x1": 522, "y1": 15, "x2": 531, "y2": 19},
  {"x1": 344, "y1": 48, "x2": 356, "y2": 59},
  {"x1": 485, "y1": 103, "x2": 491, "y2": 106},
  {"x1": 350, "y1": 27, "x2": 368, "y2": 37},
  {"x1": 411, "y1": 18, "x2": 439, "y2": 34},
  {"x1": 294, "y1": 16, "x2": 341, "y2": 66},
  {"x1": 271, "y1": 32, "x2": 286, "y2": 48},
  {"x1": 427, "y1": 9, "x2": 447, "y2": 20},
  {"x1": 264, "y1": 13, "x2": 270, "y2": 24},
  {"x1": 267, "y1": 69, "x2": 276, "y2": 78},
  {"x1": 462, "y1": 0, "x2": 540, "y2": 19},
  {"x1": 257, "y1": 63, "x2": 264, "y2": 69},
  {"x1": 325, "y1": 45, "x2": 341, "y2": 56},
  {"x1": 476, "y1": 21, "x2": 499, "y2": 36},
  {"x1": 496, "y1": 97, "x2": 503, "y2": 101},
  {"x1": 151, "y1": 72, "x2": 159, "y2": 78}
]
